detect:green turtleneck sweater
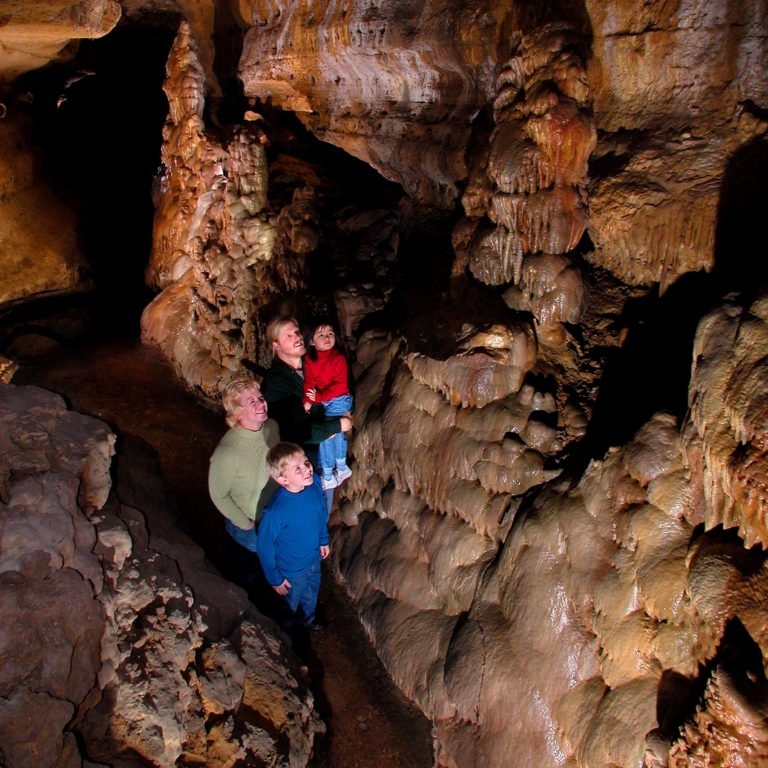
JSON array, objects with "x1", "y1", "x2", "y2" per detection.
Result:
[{"x1": 208, "y1": 419, "x2": 279, "y2": 529}]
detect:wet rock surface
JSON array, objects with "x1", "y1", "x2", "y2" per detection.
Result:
[
  {"x1": 0, "y1": 378, "x2": 323, "y2": 766},
  {"x1": 11, "y1": 338, "x2": 434, "y2": 768}
]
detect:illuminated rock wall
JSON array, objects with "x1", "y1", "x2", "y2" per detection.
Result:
[
  {"x1": 141, "y1": 22, "x2": 304, "y2": 395},
  {"x1": 334, "y1": 298, "x2": 768, "y2": 767},
  {"x1": 1, "y1": 1, "x2": 768, "y2": 766},
  {"x1": 0, "y1": 384, "x2": 321, "y2": 766}
]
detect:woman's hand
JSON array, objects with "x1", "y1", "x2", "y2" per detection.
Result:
[
  {"x1": 273, "y1": 579, "x2": 291, "y2": 596},
  {"x1": 320, "y1": 545, "x2": 330, "y2": 560},
  {"x1": 340, "y1": 415, "x2": 353, "y2": 432}
]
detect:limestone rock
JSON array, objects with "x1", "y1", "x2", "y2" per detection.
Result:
[
  {"x1": 141, "y1": 22, "x2": 293, "y2": 395},
  {"x1": 0, "y1": 1, "x2": 120, "y2": 83},
  {"x1": 452, "y1": 22, "x2": 594, "y2": 342},
  {"x1": 585, "y1": 0, "x2": 768, "y2": 289},
  {"x1": 0, "y1": 384, "x2": 322, "y2": 766},
  {"x1": 239, "y1": 0, "x2": 505, "y2": 208},
  {"x1": 685, "y1": 294, "x2": 768, "y2": 547},
  {"x1": 335, "y1": 336, "x2": 768, "y2": 765}
]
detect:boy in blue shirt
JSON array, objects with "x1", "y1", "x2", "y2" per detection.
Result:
[{"x1": 257, "y1": 442, "x2": 330, "y2": 632}]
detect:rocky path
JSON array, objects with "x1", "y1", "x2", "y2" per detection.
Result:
[{"x1": 14, "y1": 336, "x2": 433, "y2": 768}]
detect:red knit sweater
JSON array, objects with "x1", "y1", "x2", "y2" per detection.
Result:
[{"x1": 303, "y1": 348, "x2": 350, "y2": 406}]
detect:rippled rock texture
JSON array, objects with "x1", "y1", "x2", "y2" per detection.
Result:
[
  {"x1": 334, "y1": 299, "x2": 768, "y2": 766},
  {"x1": 0, "y1": 384, "x2": 322, "y2": 767},
  {"x1": 0, "y1": 1, "x2": 120, "y2": 83},
  {"x1": 2, "y1": 1, "x2": 768, "y2": 767}
]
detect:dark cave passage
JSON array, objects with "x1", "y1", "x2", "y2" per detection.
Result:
[{"x1": 16, "y1": 20, "x2": 174, "y2": 335}]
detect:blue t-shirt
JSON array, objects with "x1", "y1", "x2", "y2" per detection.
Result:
[{"x1": 256, "y1": 475, "x2": 329, "y2": 586}]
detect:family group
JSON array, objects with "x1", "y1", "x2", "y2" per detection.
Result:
[{"x1": 207, "y1": 315, "x2": 354, "y2": 633}]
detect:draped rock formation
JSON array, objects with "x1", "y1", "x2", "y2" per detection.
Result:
[
  {"x1": 141, "y1": 22, "x2": 294, "y2": 394},
  {"x1": 1, "y1": 1, "x2": 768, "y2": 767},
  {"x1": 333, "y1": 294, "x2": 768, "y2": 766},
  {"x1": 585, "y1": 0, "x2": 768, "y2": 290},
  {"x1": 0, "y1": 384, "x2": 321, "y2": 767}
]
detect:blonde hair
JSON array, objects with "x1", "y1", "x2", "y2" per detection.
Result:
[
  {"x1": 222, "y1": 377, "x2": 260, "y2": 428},
  {"x1": 265, "y1": 315, "x2": 300, "y2": 356},
  {"x1": 266, "y1": 442, "x2": 306, "y2": 480}
]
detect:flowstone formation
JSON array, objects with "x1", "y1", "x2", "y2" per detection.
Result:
[
  {"x1": 332, "y1": 294, "x2": 768, "y2": 767},
  {"x1": 0, "y1": 384, "x2": 322, "y2": 767},
  {"x1": 1, "y1": 1, "x2": 768, "y2": 767},
  {"x1": 452, "y1": 22, "x2": 594, "y2": 346},
  {"x1": 141, "y1": 21, "x2": 288, "y2": 395}
]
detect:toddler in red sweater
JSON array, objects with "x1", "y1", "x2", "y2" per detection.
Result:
[{"x1": 303, "y1": 322, "x2": 354, "y2": 490}]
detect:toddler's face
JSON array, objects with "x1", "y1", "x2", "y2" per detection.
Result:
[
  {"x1": 279, "y1": 453, "x2": 314, "y2": 492},
  {"x1": 311, "y1": 325, "x2": 336, "y2": 352}
]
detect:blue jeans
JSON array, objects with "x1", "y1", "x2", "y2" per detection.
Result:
[
  {"x1": 318, "y1": 393, "x2": 353, "y2": 475},
  {"x1": 225, "y1": 519, "x2": 259, "y2": 552},
  {"x1": 284, "y1": 558, "x2": 321, "y2": 625}
]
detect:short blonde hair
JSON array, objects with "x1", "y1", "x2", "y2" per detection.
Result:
[
  {"x1": 265, "y1": 315, "x2": 300, "y2": 356},
  {"x1": 266, "y1": 442, "x2": 306, "y2": 480},
  {"x1": 222, "y1": 377, "x2": 260, "y2": 428}
]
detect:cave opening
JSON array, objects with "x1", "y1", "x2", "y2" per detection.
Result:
[{"x1": 13, "y1": 18, "x2": 175, "y2": 337}]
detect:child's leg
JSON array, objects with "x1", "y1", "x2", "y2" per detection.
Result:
[
  {"x1": 284, "y1": 560, "x2": 321, "y2": 626},
  {"x1": 334, "y1": 430, "x2": 348, "y2": 466},
  {"x1": 297, "y1": 559, "x2": 321, "y2": 626},
  {"x1": 317, "y1": 435, "x2": 335, "y2": 478}
]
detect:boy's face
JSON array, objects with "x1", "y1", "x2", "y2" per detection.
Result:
[
  {"x1": 311, "y1": 325, "x2": 336, "y2": 353},
  {"x1": 278, "y1": 452, "x2": 314, "y2": 493}
]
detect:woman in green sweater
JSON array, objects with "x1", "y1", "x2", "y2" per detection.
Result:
[{"x1": 208, "y1": 377, "x2": 280, "y2": 552}]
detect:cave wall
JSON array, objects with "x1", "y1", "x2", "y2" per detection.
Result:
[
  {"x1": 2, "y1": 1, "x2": 768, "y2": 767},
  {"x1": 0, "y1": 383, "x2": 321, "y2": 766},
  {"x1": 0, "y1": 1, "x2": 122, "y2": 311}
]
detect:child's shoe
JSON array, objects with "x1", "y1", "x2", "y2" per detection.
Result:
[
  {"x1": 321, "y1": 473, "x2": 338, "y2": 491},
  {"x1": 335, "y1": 464, "x2": 352, "y2": 484}
]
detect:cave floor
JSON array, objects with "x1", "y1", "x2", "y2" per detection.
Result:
[{"x1": 13, "y1": 335, "x2": 434, "y2": 768}]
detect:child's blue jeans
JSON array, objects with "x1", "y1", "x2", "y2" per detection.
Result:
[
  {"x1": 284, "y1": 557, "x2": 322, "y2": 625},
  {"x1": 319, "y1": 393, "x2": 353, "y2": 475}
]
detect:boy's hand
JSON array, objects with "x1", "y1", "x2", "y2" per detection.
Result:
[
  {"x1": 320, "y1": 545, "x2": 330, "y2": 560},
  {"x1": 305, "y1": 388, "x2": 316, "y2": 402},
  {"x1": 340, "y1": 416, "x2": 353, "y2": 432},
  {"x1": 273, "y1": 579, "x2": 291, "y2": 595},
  {"x1": 303, "y1": 401, "x2": 312, "y2": 412}
]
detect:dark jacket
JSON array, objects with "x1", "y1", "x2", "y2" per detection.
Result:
[{"x1": 260, "y1": 356, "x2": 342, "y2": 449}]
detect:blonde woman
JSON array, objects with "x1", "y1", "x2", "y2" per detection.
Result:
[{"x1": 208, "y1": 378, "x2": 279, "y2": 551}]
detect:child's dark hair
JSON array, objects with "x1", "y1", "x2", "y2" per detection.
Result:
[{"x1": 305, "y1": 317, "x2": 344, "y2": 361}]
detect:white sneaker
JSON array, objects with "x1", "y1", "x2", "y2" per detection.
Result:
[
  {"x1": 335, "y1": 465, "x2": 352, "y2": 484},
  {"x1": 321, "y1": 474, "x2": 338, "y2": 491}
]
